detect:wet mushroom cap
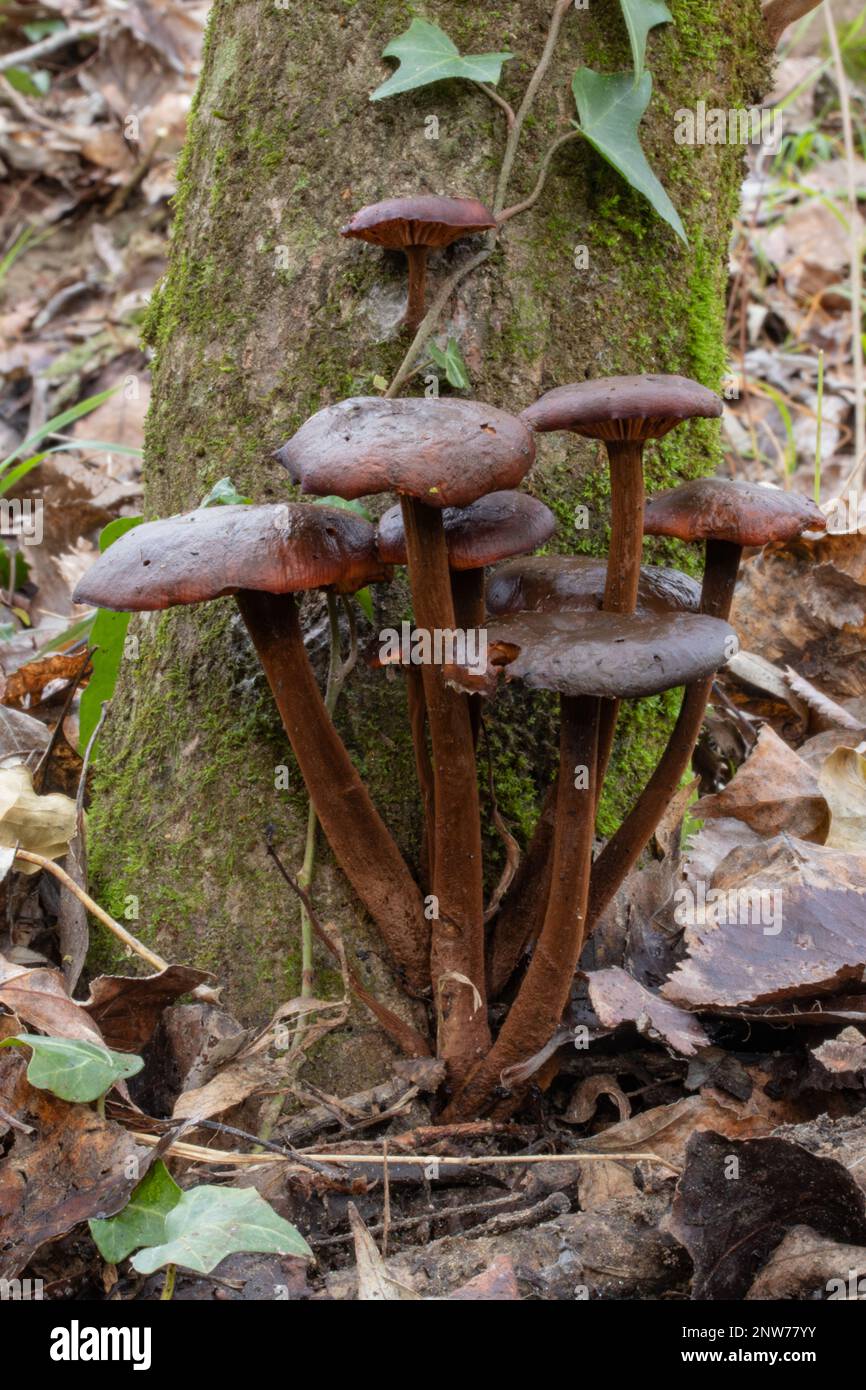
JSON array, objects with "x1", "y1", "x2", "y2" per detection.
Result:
[
  {"x1": 447, "y1": 608, "x2": 736, "y2": 701},
  {"x1": 276, "y1": 397, "x2": 536, "y2": 509},
  {"x1": 521, "y1": 375, "x2": 723, "y2": 443},
  {"x1": 72, "y1": 504, "x2": 388, "y2": 613},
  {"x1": 644, "y1": 477, "x2": 828, "y2": 547},
  {"x1": 341, "y1": 195, "x2": 496, "y2": 250},
  {"x1": 486, "y1": 555, "x2": 701, "y2": 617},
  {"x1": 377, "y1": 491, "x2": 555, "y2": 570}
]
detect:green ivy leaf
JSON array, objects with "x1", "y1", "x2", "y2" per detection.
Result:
[
  {"x1": 428, "y1": 337, "x2": 471, "y2": 390},
  {"x1": 4, "y1": 67, "x2": 51, "y2": 97},
  {"x1": 130, "y1": 1185, "x2": 312, "y2": 1275},
  {"x1": 90, "y1": 1161, "x2": 182, "y2": 1264},
  {"x1": 313, "y1": 495, "x2": 372, "y2": 521},
  {"x1": 78, "y1": 516, "x2": 143, "y2": 754},
  {"x1": 572, "y1": 68, "x2": 686, "y2": 243},
  {"x1": 618, "y1": 0, "x2": 673, "y2": 78},
  {"x1": 355, "y1": 587, "x2": 374, "y2": 622},
  {"x1": 371, "y1": 18, "x2": 513, "y2": 102},
  {"x1": 200, "y1": 476, "x2": 252, "y2": 507},
  {"x1": 0, "y1": 1034, "x2": 144, "y2": 1103}
]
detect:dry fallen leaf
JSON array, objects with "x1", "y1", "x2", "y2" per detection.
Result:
[
  {"x1": 695, "y1": 724, "x2": 830, "y2": 842},
  {"x1": 0, "y1": 954, "x2": 104, "y2": 1044},
  {"x1": 818, "y1": 745, "x2": 866, "y2": 851},
  {"x1": 0, "y1": 765, "x2": 77, "y2": 872},
  {"x1": 585, "y1": 967, "x2": 711, "y2": 1057}
]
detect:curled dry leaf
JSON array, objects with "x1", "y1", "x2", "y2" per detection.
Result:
[
  {"x1": 585, "y1": 967, "x2": 711, "y2": 1058},
  {"x1": 694, "y1": 724, "x2": 830, "y2": 842},
  {"x1": 818, "y1": 745, "x2": 866, "y2": 851},
  {"x1": 730, "y1": 530, "x2": 866, "y2": 701},
  {"x1": 746, "y1": 1225, "x2": 866, "y2": 1300},
  {"x1": 0, "y1": 954, "x2": 104, "y2": 1044},
  {"x1": 0, "y1": 765, "x2": 77, "y2": 872},
  {"x1": 82, "y1": 964, "x2": 217, "y2": 1053}
]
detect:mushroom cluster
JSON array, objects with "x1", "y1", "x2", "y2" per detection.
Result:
[{"x1": 74, "y1": 370, "x2": 826, "y2": 1120}]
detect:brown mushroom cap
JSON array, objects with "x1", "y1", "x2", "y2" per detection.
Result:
[
  {"x1": 521, "y1": 375, "x2": 722, "y2": 443},
  {"x1": 377, "y1": 491, "x2": 555, "y2": 570},
  {"x1": 644, "y1": 477, "x2": 827, "y2": 547},
  {"x1": 486, "y1": 555, "x2": 701, "y2": 617},
  {"x1": 276, "y1": 397, "x2": 536, "y2": 509},
  {"x1": 341, "y1": 195, "x2": 496, "y2": 250},
  {"x1": 72, "y1": 504, "x2": 387, "y2": 613},
  {"x1": 448, "y1": 608, "x2": 736, "y2": 701}
]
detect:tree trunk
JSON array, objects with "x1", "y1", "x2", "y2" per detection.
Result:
[{"x1": 88, "y1": 0, "x2": 770, "y2": 1091}]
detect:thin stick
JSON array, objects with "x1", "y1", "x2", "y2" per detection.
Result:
[
  {"x1": 131, "y1": 1131, "x2": 681, "y2": 1172},
  {"x1": 493, "y1": 0, "x2": 573, "y2": 216},
  {"x1": 13, "y1": 849, "x2": 169, "y2": 972},
  {"x1": 0, "y1": 18, "x2": 108, "y2": 73},
  {"x1": 76, "y1": 699, "x2": 109, "y2": 820},
  {"x1": 497, "y1": 130, "x2": 582, "y2": 224},
  {"x1": 475, "y1": 82, "x2": 516, "y2": 128},
  {"x1": 824, "y1": 1, "x2": 866, "y2": 484},
  {"x1": 385, "y1": 248, "x2": 491, "y2": 399}
]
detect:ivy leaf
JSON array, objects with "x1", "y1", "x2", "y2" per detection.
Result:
[
  {"x1": 200, "y1": 476, "x2": 252, "y2": 507},
  {"x1": 130, "y1": 1185, "x2": 312, "y2": 1275},
  {"x1": 4, "y1": 67, "x2": 51, "y2": 97},
  {"x1": 78, "y1": 516, "x2": 143, "y2": 754},
  {"x1": 313, "y1": 495, "x2": 372, "y2": 521},
  {"x1": 572, "y1": 68, "x2": 686, "y2": 243},
  {"x1": 89, "y1": 1161, "x2": 182, "y2": 1264},
  {"x1": 371, "y1": 18, "x2": 513, "y2": 102},
  {"x1": 0, "y1": 1034, "x2": 144, "y2": 1102},
  {"x1": 355, "y1": 587, "x2": 374, "y2": 622},
  {"x1": 428, "y1": 337, "x2": 471, "y2": 390},
  {"x1": 618, "y1": 0, "x2": 673, "y2": 78}
]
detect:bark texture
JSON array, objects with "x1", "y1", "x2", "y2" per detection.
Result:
[{"x1": 88, "y1": 0, "x2": 771, "y2": 1089}]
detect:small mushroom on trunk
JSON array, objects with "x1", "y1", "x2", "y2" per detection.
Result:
[
  {"x1": 587, "y1": 478, "x2": 827, "y2": 928},
  {"x1": 277, "y1": 396, "x2": 536, "y2": 1085},
  {"x1": 521, "y1": 375, "x2": 723, "y2": 788},
  {"x1": 72, "y1": 502, "x2": 432, "y2": 997},
  {"x1": 341, "y1": 195, "x2": 496, "y2": 335},
  {"x1": 441, "y1": 605, "x2": 737, "y2": 1120}
]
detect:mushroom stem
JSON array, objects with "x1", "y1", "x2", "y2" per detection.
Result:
[
  {"x1": 450, "y1": 566, "x2": 486, "y2": 746},
  {"x1": 406, "y1": 664, "x2": 435, "y2": 887},
  {"x1": 444, "y1": 696, "x2": 599, "y2": 1120},
  {"x1": 596, "y1": 439, "x2": 646, "y2": 794},
  {"x1": 404, "y1": 245, "x2": 429, "y2": 336},
  {"x1": 399, "y1": 498, "x2": 491, "y2": 1082},
  {"x1": 235, "y1": 588, "x2": 431, "y2": 997},
  {"x1": 486, "y1": 779, "x2": 556, "y2": 997},
  {"x1": 585, "y1": 539, "x2": 742, "y2": 928}
]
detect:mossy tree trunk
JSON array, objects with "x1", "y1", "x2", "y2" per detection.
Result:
[{"x1": 89, "y1": 0, "x2": 770, "y2": 1089}]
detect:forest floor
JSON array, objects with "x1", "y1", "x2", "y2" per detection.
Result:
[{"x1": 0, "y1": 2, "x2": 865, "y2": 1301}]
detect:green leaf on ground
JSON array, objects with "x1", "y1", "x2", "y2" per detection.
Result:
[
  {"x1": 4, "y1": 67, "x2": 51, "y2": 97},
  {"x1": 200, "y1": 476, "x2": 252, "y2": 507},
  {"x1": 314, "y1": 495, "x2": 372, "y2": 520},
  {"x1": 618, "y1": 0, "x2": 673, "y2": 77},
  {"x1": 130, "y1": 1186, "x2": 312, "y2": 1275},
  {"x1": 78, "y1": 516, "x2": 143, "y2": 753},
  {"x1": 90, "y1": 1161, "x2": 182, "y2": 1263},
  {"x1": 371, "y1": 18, "x2": 512, "y2": 101},
  {"x1": 572, "y1": 68, "x2": 686, "y2": 243},
  {"x1": 428, "y1": 337, "x2": 471, "y2": 390},
  {"x1": 0, "y1": 1034, "x2": 144, "y2": 1102}
]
